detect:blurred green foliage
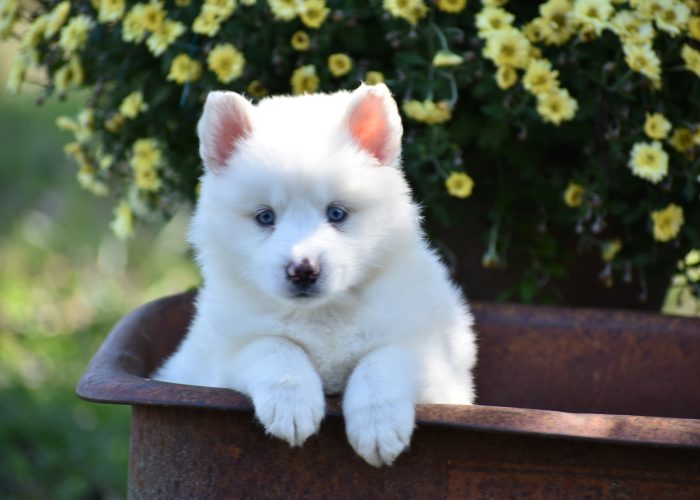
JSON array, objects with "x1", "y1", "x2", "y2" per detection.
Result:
[{"x1": 0, "y1": 92, "x2": 198, "y2": 499}]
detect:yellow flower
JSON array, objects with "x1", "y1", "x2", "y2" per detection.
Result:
[
  {"x1": 110, "y1": 201, "x2": 135, "y2": 240},
  {"x1": 402, "y1": 100, "x2": 425, "y2": 121},
  {"x1": 538, "y1": 0, "x2": 576, "y2": 46},
  {"x1": 681, "y1": 44, "x2": 700, "y2": 78},
  {"x1": 476, "y1": 7, "x2": 515, "y2": 37},
  {"x1": 632, "y1": 0, "x2": 659, "y2": 18},
  {"x1": 655, "y1": 0, "x2": 690, "y2": 37},
  {"x1": 59, "y1": 15, "x2": 94, "y2": 55},
  {"x1": 79, "y1": 108, "x2": 94, "y2": 128},
  {"x1": 365, "y1": 71, "x2": 385, "y2": 85},
  {"x1": 98, "y1": 0, "x2": 126, "y2": 24},
  {"x1": 623, "y1": 43, "x2": 662, "y2": 88},
  {"x1": 54, "y1": 56, "x2": 84, "y2": 93},
  {"x1": 77, "y1": 165, "x2": 109, "y2": 196},
  {"x1": 64, "y1": 141, "x2": 84, "y2": 157},
  {"x1": 122, "y1": 5, "x2": 147, "y2": 43},
  {"x1": 572, "y1": 0, "x2": 613, "y2": 37},
  {"x1": 609, "y1": 9, "x2": 652, "y2": 44},
  {"x1": 644, "y1": 112, "x2": 672, "y2": 140},
  {"x1": 207, "y1": 43, "x2": 246, "y2": 83},
  {"x1": 0, "y1": 0, "x2": 20, "y2": 40},
  {"x1": 98, "y1": 152, "x2": 114, "y2": 170},
  {"x1": 291, "y1": 30, "x2": 310, "y2": 51},
  {"x1": 424, "y1": 101, "x2": 452, "y2": 123},
  {"x1": 432, "y1": 49, "x2": 463, "y2": 67},
  {"x1": 147, "y1": 19, "x2": 185, "y2": 56},
  {"x1": 141, "y1": 0, "x2": 166, "y2": 32},
  {"x1": 563, "y1": 181, "x2": 584, "y2": 208},
  {"x1": 105, "y1": 113, "x2": 126, "y2": 133},
  {"x1": 291, "y1": 64, "x2": 320, "y2": 94},
  {"x1": 134, "y1": 165, "x2": 162, "y2": 191},
  {"x1": 67, "y1": 143, "x2": 90, "y2": 166},
  {"x1": 689, "y1": 16, "x2": 700, "y2": 39},
  {"x1": 670, "y1": 127, "x2": 695, "y2": 155},
  {"x1": 684, "y1": 249, "x2": 700, "y2": 267},
  {"x1": 495, "y1": 65, "x2": 518, "y2": 89},
  {"x1": 193, "y1": 5, "x2": 224, "y2": 36},
  {"x1": 383, "y1": 0, "x2": 428, "y2": 25},
  {"x1": 436, "y1": 0, "x2": 467, "y2": 14},
  {"x1": 522, "y1": 19, "x2": 546, "y2": 42},
  {"x1": 120, "y1": 91, "x2": 149, "y2": 119},
  {"x1": 536, "y1": 88, "x2": 578, "y2": 125},
  {"x1": 56, "y1": 115, "x2": 79, "y2": 133},
  {"x1": 66, "y1": 144, "x2": 100, "y2": 191},
  {"x1": 402, "y1": 100, "x2": 452, "y2": 124},
  {"x1": 22, "y1": 16, "x2": 49, "y2": 48},
  {"x1": 5, "y1": 53, "x2": 27, "y2": 94},
  {"x1": 268, "y1": 0, "x2": 298, "y2": 21},
  {"x1": 328, "y1": 53, "x2": 352, "y2": 77},
  {"x1": 205, "y1": 0, "x2": 237, "y2": 18},
  {"x1": 45, "y1": 1, "x2": 71, "y2": 38},
  {"x1": 628, "y1": 141, "x2": 669, "y2": 183},
  {"x1": 75, "y1": 108, "x2": 95, "y2": 142},
  {"x1": 523, "y1": 58, "x2": 559, "y2": 95},
  {"x1": 167, "y1": 54, "x2": 203, "y2": 84},
  {"x1": 650, "y1": 203, "x2": 684, "y2": 242},
  {"x1": 682, "y1": 250, "x2": 700, "y2": 283},
  {"x1": 445, "y1": 172, "x2": 475, "y2": 198},
  {"x1": 247, "y1": 79, "x2": 268, "y2": 97},
  {"x1": 483, "y1": 27, "x2": 532, "y2": 69},
  {"x1": 601, "y1": 239, "x2": 622, "y2": 262},
  {"x1": 132, "y1": 138, "x2": 162, "y2": 171},
  {"x1": 299, "y1": 0, "x2": 329, "y2": 29}
]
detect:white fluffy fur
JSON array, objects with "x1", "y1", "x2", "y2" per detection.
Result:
[{"x1": 154, "y1": 84, "x2": 477, "y2": 467}]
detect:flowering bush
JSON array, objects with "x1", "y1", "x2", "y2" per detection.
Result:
[{"x1": 3, "y1": 0, "x2": 700, "y2": 303}]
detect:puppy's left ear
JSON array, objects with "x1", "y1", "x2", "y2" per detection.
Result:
[
  {"x1": 345, "y1": 83, "x2": 403, "y2": 166},
  {"x1": 197, "y1": 91, "x2": 254, "y2": 173}
]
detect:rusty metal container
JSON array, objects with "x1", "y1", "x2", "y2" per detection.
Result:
[{"x1": 77, "y1": 292, "x2": 700, "y2": 498}]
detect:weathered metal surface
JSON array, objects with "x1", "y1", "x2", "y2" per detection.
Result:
[
  {"x1": 129, "y1": 406, "x2": 700, "y2": 499},
  {"x1": 77, "y1": 292, "x2": 700, "y2": 498}
]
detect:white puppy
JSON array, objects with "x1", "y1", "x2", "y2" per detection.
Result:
[{"x1": 154, "y1": 83, "x2": 477, "y2": 467}]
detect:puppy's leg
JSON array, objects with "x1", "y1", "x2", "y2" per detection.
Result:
[
  {"x1": 229, "y1": 337, "x2": 325, "y2": 447},
  {"x1": 343, "y1": 345, "x2": 418, "y2": 467}
]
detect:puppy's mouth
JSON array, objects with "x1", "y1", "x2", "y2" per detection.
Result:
[{"x1": 287, "y1": 285, "x2": 322, "y2": 299}]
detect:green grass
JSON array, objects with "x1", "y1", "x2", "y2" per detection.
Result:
[{"x1": 0, "y1": 92, "x2": 198, "y2": 498}]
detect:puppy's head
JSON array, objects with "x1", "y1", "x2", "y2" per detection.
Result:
[{"x1": 191, "y1": 84, "x2": 418, "y2": 307}]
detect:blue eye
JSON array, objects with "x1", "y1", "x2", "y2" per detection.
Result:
[
  {"x1": 255, "y1": 208, "x2": 275, "y2": 226},
  {"x1": 327, "y1": 205, "x2": 348, "y2": 223}
]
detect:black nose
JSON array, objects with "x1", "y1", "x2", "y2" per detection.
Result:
[{"x1": 286, "y1": 259, "x2": 320, "y2": 288}]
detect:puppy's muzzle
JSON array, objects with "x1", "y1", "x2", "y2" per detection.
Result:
[{"x1": 286, "y1": 258, "x2": 321, "y2": 291}]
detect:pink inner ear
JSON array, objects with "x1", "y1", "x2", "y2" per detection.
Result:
[
  {"x1": 212, "y1": 108, "x2": 249, "y2": 169},
  {"x1": 349, "y1": 93, "x2": 390, "y2": 164}
]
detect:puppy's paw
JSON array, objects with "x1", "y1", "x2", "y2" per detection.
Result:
[
  {"x1": 251, "y1": 374, "x2": 325, "y2": 447},
  {"x1": 344, "y1": 398, "x2": 415, "y2": 467}
]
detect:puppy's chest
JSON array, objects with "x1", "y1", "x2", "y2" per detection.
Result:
[{"x1": 283, "y1": 321, "x2": 371, "y2": 395}]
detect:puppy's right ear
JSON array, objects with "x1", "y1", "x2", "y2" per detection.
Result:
[{"x1": 197, "y1": 91, "x2": 254, "y2": 173}]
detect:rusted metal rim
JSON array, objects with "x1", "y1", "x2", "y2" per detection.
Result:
[{"x1": 77, "y1": 292, "x2": 700, "y2": 449}]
